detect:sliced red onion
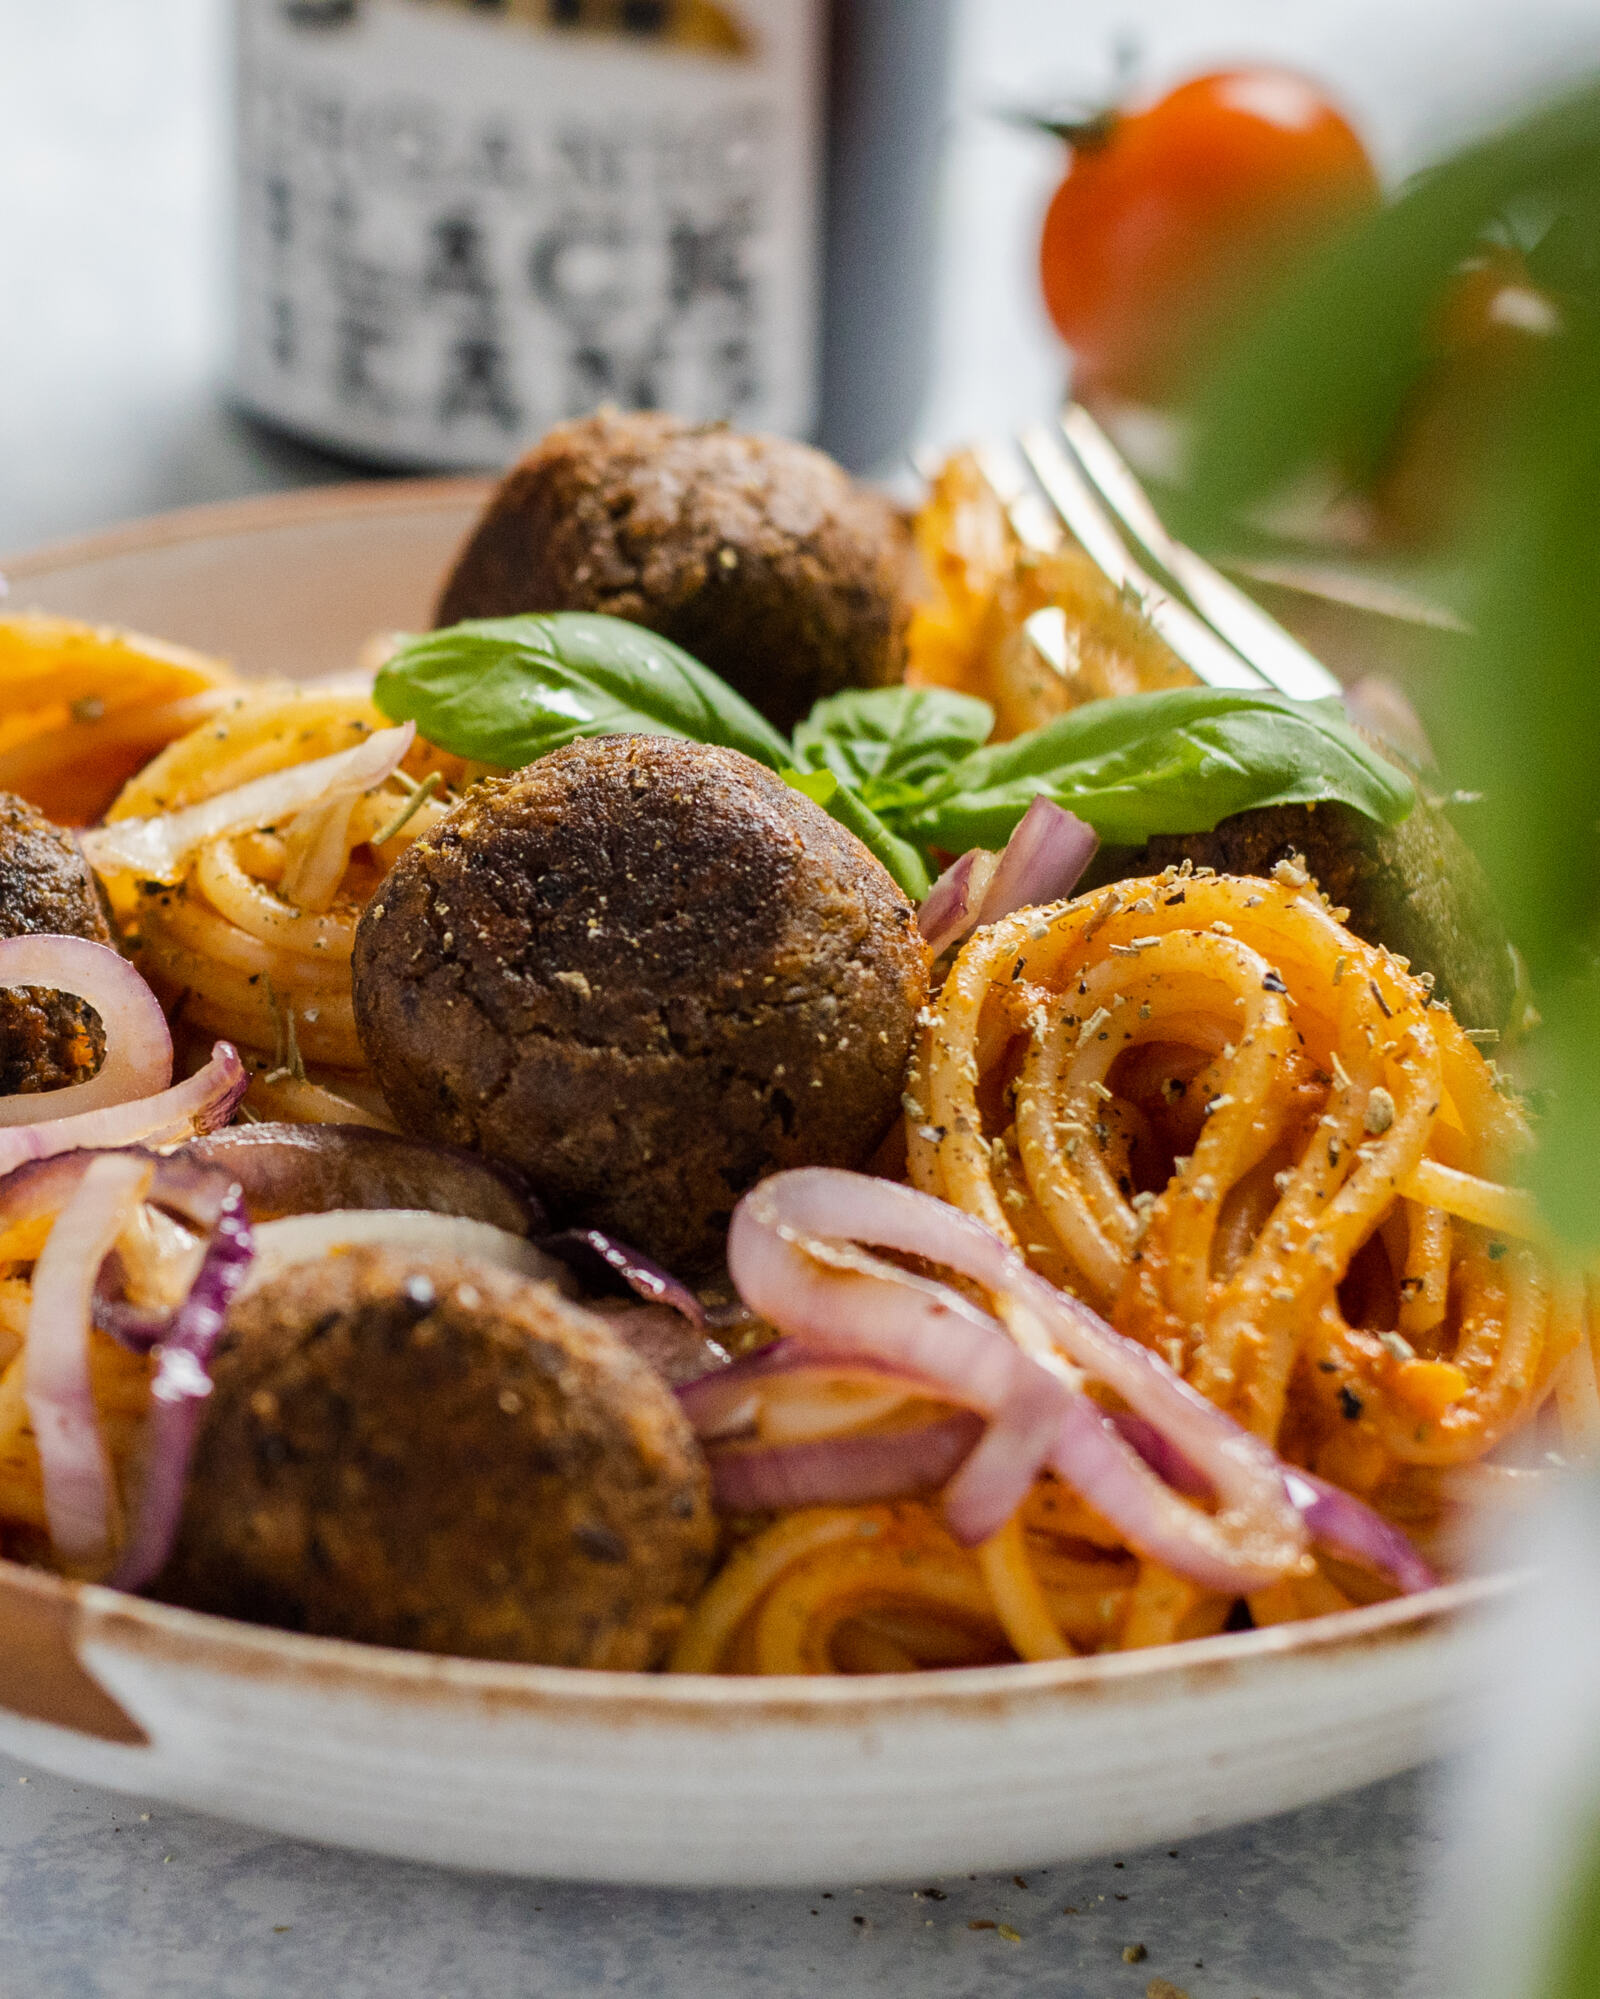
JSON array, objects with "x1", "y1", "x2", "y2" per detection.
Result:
[
  {"x1": 0, "y1": 936, "x2": 172, "y2": 1125},
  {"x1": 23, "y1": 1151, "x2": 154, "y2": 1567},
  {"x1": 1108, "y1": 1412, "x2": 1435, "y2": 1596},
  {"x1": 1282, "y1": 1468, "x2": 1437, "y2": 1597},
  {"x1": 975, "y1": 795, "x2": 1100, "y2": 926},
  {"x1": 539, "y1": 1228, "x2": 706, "y2": 1328},
  {"x1": 677, "y1": 1338, "x2": 930, "y2": 1442},
  {"x1": 0, "y1": 1149, "x2": 126, "y2": 1231},
  {"x1": 916, "y1": 797, "x2": 1098, "y2": 958},
  {"x1": 941, "y1": 1370, "x2": 1081, "y2": 1548},
  {"x1": 728, "y1": 1170, "x2": 1306, "y2": 1592},
  {"x1": 81, "y1": 721, "x2": 415, "y2": 885},
  {"x1": 238, "y1": 1209, "x2": 567, "y2": 1297},
  {"x1": 0, "y1": 1146, "x2": 237, "y2": 1244},
  {"x1": 2, "y1": 1147, "x2": 258, "y2": 1582},
  {"x1": 87, "y1": 1152, "x2": 253, "y2": 1347},
  {"x1": 585, "y1": 1302, "x2": 731, "y2": 1388},
  {"x1": 185, "y1": 1122, "x2": 543, "y2": 1233},
  {"x1": 708, "y1": 1411, "x2": 985, "y2": 1514},
  {"x1": 106, "y1": 1183, "x2": 255, "y2": 1592},
  {"x1": 1108, "y1": 1410, "x2": 1214, "y2": 1501},
  {"x1": 918, "y1": 849, "x2": 1001, "y2": 956},
  {"x1": 0, "y1": 1041, "x2": 247, "y2": 1179}
]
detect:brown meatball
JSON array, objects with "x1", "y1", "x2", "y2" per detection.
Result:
[
  {"x1": 434, "y1": 410, "x2": 912, "y2": 734},
  {"x1": 0, "y1": 790, "x2": 112, "y2": 1096},
  {"x1": 158, "y1": 1248, "x2": 716, "y2": 1668},
  {"x1": 1082, "y1": 794, "x2": 1517, "y2": 1032},
  {"x1": 352, "y1": 735, "x2": 930, "y2": 1272}
]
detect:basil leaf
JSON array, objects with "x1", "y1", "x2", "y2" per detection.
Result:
[
  {"x1": 816, "y1": 780, "x2": 932, "y2": 902},
  {"x1": 907, "y1": 687, "x2": 1415, "y2": 852},
  {"x1": 793, "y1": 686, "x2": 995, "y2": 816},
  {"x1": 780, "y1": 766, "x2": 840, "y2": 807},
  {"x1": 375, "y1": 614, "x2": 795, "y2": 772},
  {"x1": 375, "y1": 613, "x2": 930, "y2": 899}
]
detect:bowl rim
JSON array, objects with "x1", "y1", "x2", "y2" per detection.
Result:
[
  {"x1": 0, "y1": 474, "x2": 495, "y2": 583},
  {"x1": 1, "y1": 1552, "x2": 1509, "y2": 1735}
]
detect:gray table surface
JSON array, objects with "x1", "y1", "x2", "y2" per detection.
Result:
[
  {"x1": 4, "y1": 1, "x2": 1591, "y2": 1991},
  {"x1": 0, "y1": 1752, "x2": 1439, "y2": 1999}
]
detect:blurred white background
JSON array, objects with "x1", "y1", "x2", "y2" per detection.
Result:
[{"x1": 5, "y1": 0, "x2": 1600, "y2": 548}]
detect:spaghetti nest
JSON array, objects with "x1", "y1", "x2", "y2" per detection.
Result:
[
  {"x1": 105, "y1": 688, "x2": 459, "y2": 1126},
  {"x1": 907, "y1": 863, "x2": 1565, "y2": 1490},
  {"x1": 676, "y1": 863, "x2": 1585, "y2": 1672}
]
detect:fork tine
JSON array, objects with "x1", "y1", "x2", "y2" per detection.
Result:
[
  {"x1": 1016, "y1": 425, "x2": 1270, "y2": 692},
  {"x1": 969, "y1": 437, "x2": 1065, "y2": 556},
  {"x1": 1059, "y1": 405, "x2": 1343, "y2": 702}
]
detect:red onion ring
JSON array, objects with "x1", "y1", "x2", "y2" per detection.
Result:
[
  {"x1": 106, "y1": 1181, "x2": 255, "y2": 1592},
  {"x1": 1110, "y1": 1412, "x2": 1435, "y2": 1597},
  {"x1": 3, "y1": 1147, "x2": 257, "y2": 1586},
  {"x1": 727, "y1": 1170, "x2": 1307, "y2": 1592},
  {"x1": 918, "y1": 798, "x2": 1098, "y2": 957},
  {"x1": 708, "y1": 1411, "x2": 985, "y2": 1514},
  {"x1": 81, "y1": 721, "x2": 415, "y2": 885},
  {"x1": 539, "y1": 1227, "x2": 706, "y2": 1328},
  {"x1": 0, "y1": 1042, "x2": 247, "y2": 1180},
  {"x1": 0, "y1": 935, "x2": 172, "y2": 1125},
  {"x1": 23, "y1": 1151, "x2": 154, "y2": 1567}
]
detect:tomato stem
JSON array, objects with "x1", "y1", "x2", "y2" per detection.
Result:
[{"x1": 997, "y1": 103, "x2": 1120, "y2": 152}]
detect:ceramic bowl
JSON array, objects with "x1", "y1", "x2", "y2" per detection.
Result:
[{"x1": 0, "y1": 484, "x2": 1496, "y2": 1885}]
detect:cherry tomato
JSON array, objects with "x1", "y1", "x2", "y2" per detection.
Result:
[{"x1": 1039, "y1": 69, "x2": 1380, "y2": 404}]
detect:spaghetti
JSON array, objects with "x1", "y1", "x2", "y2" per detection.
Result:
[
  {"x1": 103, "y1": 688, "x2": 459, "y2": 1126},
  {"x1": 674, "y1": 863, "x2": 1592, "y2": 1671}
]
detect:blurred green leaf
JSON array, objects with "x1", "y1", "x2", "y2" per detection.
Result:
[
  {"x1": 1183, "y1": 77, "x2": 1600, "y2": 527},
  {"x1": 1543, "y1": 1813, "x2": 1600, "y2": 1998},
  {"x1": 1183, "y1": 75, "x2": 1600, "y2": 1250}
]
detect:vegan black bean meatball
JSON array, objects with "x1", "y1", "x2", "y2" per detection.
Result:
[
  {"x1": 0, "y1": 789, "x2": 112, "y2": 1096},
  {"x1": 158, "y1": 1248, "x2": 716, "y2": 1668},
  {"x1": 433, "y1": 410, "x2": 913, "y2": 734},
  {"x1": 352, "y1": 735, "x2": 930, "y2": 1272}
]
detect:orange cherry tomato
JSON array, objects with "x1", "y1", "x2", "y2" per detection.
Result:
[
  {"x1": 1372, "y1": 245, "x2": 1561, "y2": 547},
  {"x1": 1040, "y1": 69, "x2": 1380, "y2": 404}
]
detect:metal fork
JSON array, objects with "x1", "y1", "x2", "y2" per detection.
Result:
[{"x1": 973, "y1": 405, "x2": 1343, "y2": 703}]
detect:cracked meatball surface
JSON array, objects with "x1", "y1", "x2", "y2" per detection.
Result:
[
  {"x1": 352, "y1": 736, "x2": 930, "y2": 1271},
  {"x1": 433, "y1": 410, "x2": 913, "y2": 734},
  {"x1": 158, "y1": 1247, "x2": 716, "y2": 1667},
  {"x1": 0, "y1": 789, "x2": 111, "y2": 1096}
]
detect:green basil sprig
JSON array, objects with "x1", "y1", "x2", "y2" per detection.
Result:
[
  {"x1": 902, "y1": 687, "x2": 1415, "y2": 853},
  {"x1": 375, "y1": 615, "x2": 930, "y2": 898},
  {"x1": 375, "y1": 618, "x2": 1414, "y2": 905},
  {"x1": 792, "y1": 686, "x2": 996, "y2": 817},
  {"x1": 375, "y1": 613, "x2": 796, "y2": 769}
]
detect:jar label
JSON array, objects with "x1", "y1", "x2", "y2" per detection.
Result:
[{"x1": 234, "y1": 0, "x2": 823, "y2": 467}]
